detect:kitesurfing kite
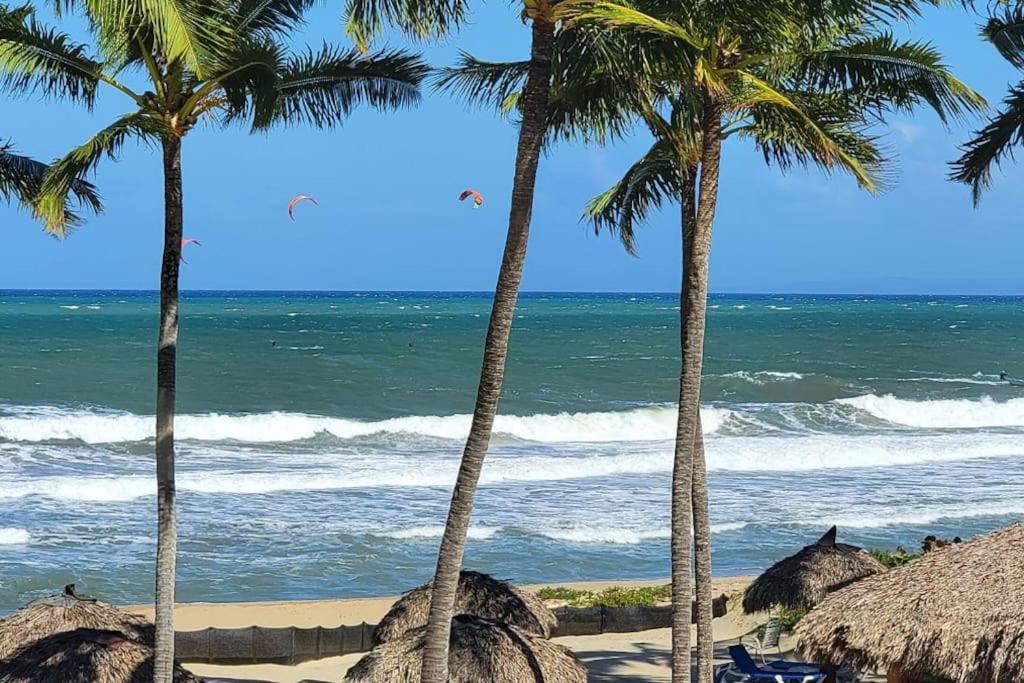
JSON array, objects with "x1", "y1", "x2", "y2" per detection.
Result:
[
  {"x1": 459, "y1": 189, "x2": 484, "y2": 209},
  {"x1": 288, "y1": 194, "x2": 319, "y2": 220},
  {"x1": 180, "y1": 237, "x2": 201, "y2": 263}
]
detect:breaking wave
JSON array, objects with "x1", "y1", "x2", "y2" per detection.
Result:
[
  {"x1": 0, "y1": 405, "x2": 732, "y2": 444},
  {"x1": 838, "y1": 394, "x2": 1024, "y2": 428}
]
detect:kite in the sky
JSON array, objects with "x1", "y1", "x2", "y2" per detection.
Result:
[
  {"x1": 180, "y1": 237, "x2": 201, "y2": 263},
  {"x1": 459, "y1": 189, "x2": 484, "y2": 209},
  {"x1": 288, "y1": 194, "x2": 319, "y2": 220}
]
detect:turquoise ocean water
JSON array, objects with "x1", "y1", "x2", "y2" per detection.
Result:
[{"x1": 1, "y1": 290, "x2": 1023, "y2": 612}]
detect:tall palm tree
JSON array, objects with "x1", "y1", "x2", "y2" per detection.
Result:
[
  {"x1": 952, "y1": 1, "x2": 1024, "y2": 200},
  {"x1": 571, "y1": 1, "x2": 984, "y2": 679},
  {"x1": 346, "y1": 2, "x2": 629, "y2": 679},
  {"x1": 0, "y1": 4, "x2": 426, "y2": 681}
]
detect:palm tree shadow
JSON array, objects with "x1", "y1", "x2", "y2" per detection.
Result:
[{"x1": 573, "y1": 640, "x2": 673, "y2": 682}]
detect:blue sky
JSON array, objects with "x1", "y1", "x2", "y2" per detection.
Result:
[{"x1": 2, "y1": 4, "x2": 1023, "y2": 293}]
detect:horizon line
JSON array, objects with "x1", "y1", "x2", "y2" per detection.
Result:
[{"x1": 2, "y1": 288, "x2": 1024, "y2": 297}]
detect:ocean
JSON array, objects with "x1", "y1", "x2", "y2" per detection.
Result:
[{"x1": 1, "y1": 290, "x2": 1022, "y2": 612}]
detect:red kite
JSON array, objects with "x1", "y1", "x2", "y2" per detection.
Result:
[
  {"x1": 180, "y1": 237, "x2": 201, "y2": 263},
  {"x1": 288, "y1": 194, "x2": 319, "y2": 220},
  {"x1": 459, "y1": 189, "x2": 484, "y2": 209}
]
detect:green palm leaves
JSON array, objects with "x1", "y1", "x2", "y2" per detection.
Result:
[
  {"x1": 952, "y1": 2, "x2": 1024, "y2": 202},
  {"x1": 0, "y1": 0, "x2": 428, "y2": 234},
  {"x1": 0, "y1": 137, "x2": 101, "y2": 227},
  {"x1": 562, "y1": 0, "x2": 984, "y2": 248}
]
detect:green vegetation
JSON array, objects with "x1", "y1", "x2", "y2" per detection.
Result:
[
  {"x1": 776, "y1": 606, "x2": 809, "y2": 630},
  {"x1": 536, "y1": 584, "x2": 672, "y2": 608},
  {"x1": 869, "y1": 548, "x2": 920, "y2": 568}
]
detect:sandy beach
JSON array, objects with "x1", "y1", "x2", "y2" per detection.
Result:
[{"x1": 126, "y1": 577, "x2": 772, "y2": 682}]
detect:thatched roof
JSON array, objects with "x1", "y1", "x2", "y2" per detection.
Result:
[
  {"x1": 743, "y1": 526, "x2": 885, "y2": 613},
  {"x1": 346, "y1": 615, "x2": 586, "y2": 683},
  {"x1": 373, "y1": 571, "x2": 556, "y2": 645},
  {"x1": 0, "y1": 628, "x2": 199, "y2": 683},
  {"x1": 0, "y1": 586, "x2": 153, "y2": 661},
  {"x1": 797, "y1": 522, "x2": 1024, "y2": 683}
]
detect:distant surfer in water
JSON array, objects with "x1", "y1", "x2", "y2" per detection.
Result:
[{"x1": 1000, "y1": 370, "x2": 1024, "y2": 386}]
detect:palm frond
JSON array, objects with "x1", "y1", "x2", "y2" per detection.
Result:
[
  {"x1": 266, "y1": 44, "x2": 427, "y2": 129},
  {"x1": 792, "y1": 34, "x2": 987, "y2": 124},
  {"x1": 560, "y1": 0, "x2": 706, "y2": 51},
  {"x1": 36, "y1": 112, "x2": 163, "y2": 235},
  {"x1": 198, "y1": 36, "x2": 283, "y2": 127},
  {"x1": 983, "y1": 4, "x2": 1024, "y2": 69},
  {"x1": 0, "y1": 138, "x2": 102, "y2": 229},
  {"x1": 433, "y1": 52, "x2": 529, "y2": 112},
  {"x1": 951, "y1": 80, "x2": 1024, "y2": 204},
  {"x1": 738, "y1": 93, "x2": 894, "y2": 190},
  {"x1": 734, "y1": 69, "x2": 876, "y2": 190},
  {"x1": 0, "y1": 4, "x2": 100, "y2": 105},
  {"x1": 232, "y1": 0, "x2": 315, "y2": 38},
  {"x1": 344, "y1": 0, "x2": 468, "y2": 52},
  {"x1": 585, "y1": 137, "x2": 680, "y2": 255}
]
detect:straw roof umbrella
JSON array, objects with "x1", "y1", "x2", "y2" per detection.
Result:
[
  {"x1": 373, "y1": 571, "x2": 556, "y2": 645},
  {"x1": 0, "y1": 627, "x2": 200, "y2": 683},
  {"x1": 743, "y1": 526, "x2": 885, "y2": 613},
  {"x1": 797, "y1": 522, "x2": 1024, "y2": 683},
  {"x1": 346, "y1": 615, "x2": 587, "y2": 682},
  {"x1": 0, "y1": 586, "x2": 154, "y2": 661}
]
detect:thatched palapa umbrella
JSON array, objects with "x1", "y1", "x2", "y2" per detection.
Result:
[
  {"x1": 743, "y1": 526, "x2": 885, "y2": 613},
  {"x1": 0, "y1": 585, "x2": 153, "y2": 661},
  {"x1": 0, "y1": 585, "x2": 200, "y2": 682},
  {"x1": 797, "y1": 522, "x2": 1024, "y2": 683},
  {"x1": 373, "y1": 570, "x2": 556, "y2": 645},
  {"x1": 0, "y1": 628, "x2": 199, "y2": 683},
  {"x1": 346, "y1": 614, "x2": 587, "y2": 682}
]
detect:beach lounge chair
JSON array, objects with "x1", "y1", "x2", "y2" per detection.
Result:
[
  {"x1": 740, "y1": 617, "x2": 783, "y2": 663},
  {"x1": 726, "y1": 645, "x2": 826, "y2": 683}
]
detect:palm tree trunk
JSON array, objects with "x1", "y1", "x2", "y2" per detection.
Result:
[
  {"x1": 692, "y1": 421, "x2": 714, "y2": 683},
  {"x1": 672, "y1": 99, "x2": 723, "y2": 683},
  {"x1": 681, "y1": 163, "x2": 715, "y2": 683},
  {"x1": 420, "y1": 18, "x2": 554, "y2": 683},
  {"x1": 154, "y1": 133, "x2": 184, "y2": 683}
]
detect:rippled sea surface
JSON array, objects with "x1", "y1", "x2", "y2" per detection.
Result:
[{"x1": 1, "y1": 291, "x2": 1023, "y2": 612}]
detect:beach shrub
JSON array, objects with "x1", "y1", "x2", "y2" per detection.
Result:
[
  {"x1": 868, "y1": 548, "x2": 918, "y2": 568},
  {"x1": 535, "y1": 585, "x2": 672, "y2": 608},
  {"x1": 776, "y1": 605, "x2": 808, "y2": 630}
]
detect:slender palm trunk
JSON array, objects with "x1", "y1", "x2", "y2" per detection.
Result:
[
  {"x1": 692, "y1": 420, "x2": 714, "y2": 683},
  {"x1": 672, "y1": 99, "x2": 723, "y2": 683},
  {"x1": 681, "y1": 163, "x2": 715, "y2": 683},
  {"x1": 154, "y1": 133, "x2": 184, "y2": 683},
  {"x1": 420, "y1": 19, "x2": 555, "y2": 683}
]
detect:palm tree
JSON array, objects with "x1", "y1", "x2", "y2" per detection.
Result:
[
  {"x1": 346, "y1": 2, "x2": 626, "y2": 679},
  {"x1": 571, "y1": 1, "x2": 984, "y2": 679},
  {"x1": 952, "y1": 1, "x2": 1024, "y2": 200},
  {"x1": 0, "y1": 4, "x2": 426, "y2": 681}
]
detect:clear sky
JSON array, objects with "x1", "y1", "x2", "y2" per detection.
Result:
[{"x1": 2, "y1": 3, "x2": 1023, "y2": 293}]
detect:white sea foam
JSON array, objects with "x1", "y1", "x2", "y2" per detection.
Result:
[
  {"x1": 376, "y1": 526, "x2": 499, "y2": 540},
  {"x1": 539, "y1": 527, "x2": 670, "y2": 544},
  {"x1": 0, "y1": 528, "x2": 29, "y2": 544},
  {"x1": 59, "y1": 305, "x2": 79, "y2": 310},
  {"x1": 838, "y1": 394, "x2": 1024, "y2": 428},
  {"x1": 720, "y1": 371, "x2": 804, "y2": 385},
  {"x1": 0, "y1": 405, "x2": 732, "y2": 445},
  {"x1": 6, "y1": 431, "x2": 1020, "y2": 502},
  {"x1": 804, "y1": 500, "x2": 1024, "y2": 530},
  {"x1": 537, "y1": 522, "x2": 748, "y2": 545}
]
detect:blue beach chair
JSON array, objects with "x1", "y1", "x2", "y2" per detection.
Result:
[{"x1": 726, "y1": 645, "x2": 826, "y2": 683}]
